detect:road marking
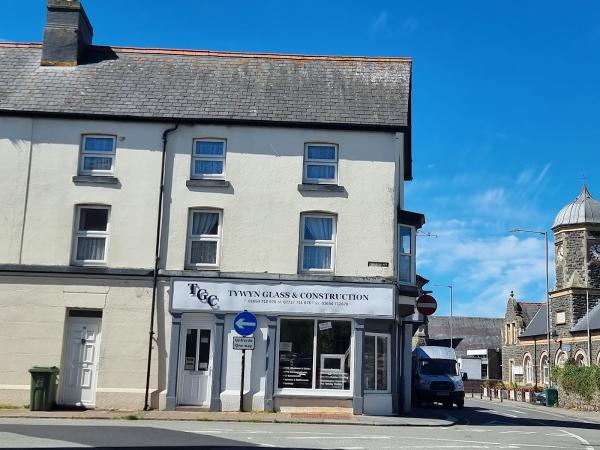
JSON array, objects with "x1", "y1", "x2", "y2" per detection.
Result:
[
  {"x1": 498, "y1": 412, "x2": 518, "y2": 418},
  {"x1": 406, "y1": 435, "x2": 572, "y2": 448},
  {"x1": 509, "y1": 409, "x2": 527, "y2": 415},
  {"x1": 560, "y1": 429, "x2": 594, "y2": 450},
  {"x1": 287, "y1": 435, "x2": 392, "y2": 440},
  {"x1": 499, "y1": 430, "x2": 536, "y2": 435}
]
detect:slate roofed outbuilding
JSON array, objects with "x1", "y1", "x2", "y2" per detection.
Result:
[{"x1": 0, "y1": 44, "x2": 412, "y2": 130}]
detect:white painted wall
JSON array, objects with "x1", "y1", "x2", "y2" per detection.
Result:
[
  {"x1": 1, "y1": 117, "x2": 404, "y2": 277},
  {"x1": 164, "y1": 125, "x2": 402, "y2": 278},
  {"x1": 0, "y1": 275, "x2": 155, "y2": 409}
]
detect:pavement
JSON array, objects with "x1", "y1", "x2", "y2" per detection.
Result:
[
  {"x1": 0, "y1": 407, "x2": 457, "y2": 427},
  {"x1": 0, "y1": 395, "x2": 598, "y2": 428}
]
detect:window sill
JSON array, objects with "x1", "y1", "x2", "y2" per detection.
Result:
[
  {"x1": 71, "y1": 262, "x2": 107, "y2": 267},
  {"x1": 184, "y1": 265, "x2": 220, "y2": 271},
  {"x1": 298, "y1": 183, "x2": 345, "y2": 193},
  {"x1": 274, "y1": 389, "x2": 352, "y2": 399},
  {"x1": 187, "y1": 179, "x2": 231, "y2": 188},
  {"x1": 73, "y1": 175, "x2": 119, "y2": 185}
]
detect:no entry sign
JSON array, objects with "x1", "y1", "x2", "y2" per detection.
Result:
[{"x1": 416, "y1": 294, "x2": 437, "y2": 315}]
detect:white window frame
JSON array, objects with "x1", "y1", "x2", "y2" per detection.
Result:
[
  {"x1": 299, "y1": 213, "x2": 336, "y2": 273},
  {"x1": 303, "y1": 143, "x2": 338, "y2": 184},
  {"x1": 540, "y1": 353, "x2": 549, "y2": 385},
  {"x1": 398, "y1": 224, "x2": 416, "y2": 284},
  {"x1": 574, "y1": 349, "x2": 587, "y2": 366},
  {"x1": 274, "y1": 317, "x2": 353, "y2": 397},
  {"x1": 364, "y1": 332, "x2": 391, "y2": 394},
  {"x1": 186, "y1": 209, "x2": 222, "y2": 269},
  {"x1": 79, "y1": 134, "x2": 116, "y2": 176},
  {"x1": 191, "y1": 138, "x2": 227, "y2": 180},
  {"x1": 72, "y1": 205, "x2": 110, "y2": 266},
  {"x1": 523, "y1": 354, "x2": 533, "y2": 385}
]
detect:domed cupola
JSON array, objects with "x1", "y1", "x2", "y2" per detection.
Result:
[{"x1": 552, "y1": 185, "x2": 600, "y2": 230}]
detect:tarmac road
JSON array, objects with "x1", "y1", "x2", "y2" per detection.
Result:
[{"x1": 0, "y1": 398, "x2": 598, "y2": 449}]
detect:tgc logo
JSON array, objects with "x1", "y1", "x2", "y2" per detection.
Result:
[{"x1": 187, "y1": 283, "x2": 219, "y2": 308}]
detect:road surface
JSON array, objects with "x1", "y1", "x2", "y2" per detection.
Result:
[{"x1": 0, "y1": 398, "x2": 598, "y2": 449}]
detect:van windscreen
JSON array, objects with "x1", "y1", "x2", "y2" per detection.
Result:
[{"x1": 420, "y1": 359, "x2": 457, "y2": 376}]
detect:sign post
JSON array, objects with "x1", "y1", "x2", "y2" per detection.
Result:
[{"x1": 233, "y1": 311, "x2": 257, "y2": 412}]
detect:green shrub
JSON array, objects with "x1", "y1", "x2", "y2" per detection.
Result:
[{"x1": 553, "y1": 364, "x2": 600, "y2": 401}]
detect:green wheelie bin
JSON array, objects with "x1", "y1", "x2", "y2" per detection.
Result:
[
  {"x1": 544, "y1": 387, "x2": 558, "y2": 407},
  {"x1": 29, "y1": 366, "x2": 59, "y2": 411}
]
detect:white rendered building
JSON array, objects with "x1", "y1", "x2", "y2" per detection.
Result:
[{"x1": 0, "y1": 0, "x2": 424, "y2": 415}]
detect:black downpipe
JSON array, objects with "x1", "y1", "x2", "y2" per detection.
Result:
[{"x1": 144, "y1": 124, "x2": 179, "y2": 411}]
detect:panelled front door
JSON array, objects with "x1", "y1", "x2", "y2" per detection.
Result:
[
  {"x1": 178, "y1": 320, "x2": 213, "y2": 406},
  {"x1": 61, "y1": 317, "x2": 102, "y2": 407}
]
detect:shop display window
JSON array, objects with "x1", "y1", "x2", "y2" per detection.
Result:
[{"x1": 277, "y1": 318, "x2": 351, "y2": 391}]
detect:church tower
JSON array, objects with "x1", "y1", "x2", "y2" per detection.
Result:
[{"x1": 551, "y1": 186, "x2": 600, "y2": 346}]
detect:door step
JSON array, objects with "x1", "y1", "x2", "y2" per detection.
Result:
[{"x1": 175, "y1": 406, "x2": 211, "y2": 412}]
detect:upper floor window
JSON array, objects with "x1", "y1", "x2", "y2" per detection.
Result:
[
  {"x1": 73, "y1": 205, "x2": 110, "y2": 265},
  {"x1": 303, "y1": 143, "x2": 338, "y2": 184},
  {"x1": 79, "y1": 135, "x2": 116, "y2": 175},
  {"x1": 300, "y1": 214, "x2": 336, "y2": 272},
  {"x1": 187, "y1": 209, "x2": 222, "y2": 269},
  {"x1": 192, "y1": 139, "x2": 226, "y2": 179},
  {"x1": 398, "y1": 225, "x2": 415, "y2": 284}
]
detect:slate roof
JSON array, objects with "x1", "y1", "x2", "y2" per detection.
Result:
[
  {"x1": 0, "y1": 43, "x2": 411, "y2": 130},
  {"x1": 520, "y1": 304, "x2": 548, "y2": 337},
  {"x1": 518, "y1": 302, "x2": 544, "y2": 326},
  {"x1": 426, "y1": 316, "x2": 503, "y2": 357},
  {"x1": 553, "y1": 186, "x2": 600, "y2": 229},
  {"x1": 571, "y1": 302, "x2": 600, "y2": 332}
]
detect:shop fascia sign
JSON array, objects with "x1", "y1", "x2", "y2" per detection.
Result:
[{"x1": 170, "y1": 278, "x2": 394, "y2": 318}]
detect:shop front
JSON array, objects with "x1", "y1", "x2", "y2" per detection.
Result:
[{"x1": 165, "y1": 278, "x2": 398, "y2": 415}]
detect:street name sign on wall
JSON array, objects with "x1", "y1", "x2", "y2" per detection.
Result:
[
  {"x1": 233, "y1": 336, "x2": 255, "y2": 350},
  {"x1": 416, "y1": 294, "x2": 437, "y2": 316},
  {"x1": 170, "y1": 279, "x2": 394, "y2": 318}
]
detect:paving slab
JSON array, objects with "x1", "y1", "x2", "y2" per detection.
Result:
[{"x1": 0, "y1": 408, "x2": 455, "y2": 427}]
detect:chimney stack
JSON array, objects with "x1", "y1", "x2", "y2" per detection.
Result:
[{"x1": 41, "y1": 0, "x2": 93, "y2": 66}]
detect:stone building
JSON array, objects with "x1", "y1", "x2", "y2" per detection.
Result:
[{"x1": 502, "y1": 186, "x2": 600, "y2": 386}]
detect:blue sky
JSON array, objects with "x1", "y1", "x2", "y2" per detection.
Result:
[{"x1": 2, "y1": 1, "x2": 599, "y2": 317}]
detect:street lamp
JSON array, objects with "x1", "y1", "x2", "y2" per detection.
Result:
[
  {"x1": 433, "y1": 284, "x2": 453, "y2": 349},
  {"x1": 510, "y1": 228, "x2": 552, "y2": 387}
]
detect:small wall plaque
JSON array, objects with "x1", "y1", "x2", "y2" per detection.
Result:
[{"x1": 368, "y1": 261, "x2": 389, "y2": 267}]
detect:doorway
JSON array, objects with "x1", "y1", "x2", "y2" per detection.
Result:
[
  {"x1": 60, "y1": 311, "x2": 102, "y2": 407},
  {"x1": 178, "y1": 318, "x2": 214, "y2": 406}
]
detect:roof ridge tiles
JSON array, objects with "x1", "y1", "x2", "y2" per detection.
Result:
[
  {"x1": 100, "y1": 45, "x2": 413, "y2": 62},
  {"x1": 0, "y1": 41, "x2": 412, "y2": 62}
]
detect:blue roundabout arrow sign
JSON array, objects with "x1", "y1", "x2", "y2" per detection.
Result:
[{"x1": 233, "y1": 311, "x2": 257, "y2": 336}]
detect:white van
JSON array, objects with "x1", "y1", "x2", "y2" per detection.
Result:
[{"x1": 412, "y1": 346, "x2": 465, "y2": 409}]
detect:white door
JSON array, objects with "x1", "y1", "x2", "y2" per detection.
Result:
[
  {"x1": 61, "y1": 317, "x2": 102, "y2": 407},
  {"x1": 178, "y1": 322, "x2": 213, "y2": 406}
]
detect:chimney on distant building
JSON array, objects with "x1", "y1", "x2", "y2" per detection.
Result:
[{"x1": 41, "y1": 0, "x2": 93, "y2": 66}]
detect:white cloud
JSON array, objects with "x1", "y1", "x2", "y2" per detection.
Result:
[
  {"x1": 370, "y1": 11, "x2": 390, "y2": 36},
  {"x1": 417, "y1": 219, "x2": 551, "y2": 317},
  {"x1": 400, "y1": 16, "x2": 419, "y2": 34}
]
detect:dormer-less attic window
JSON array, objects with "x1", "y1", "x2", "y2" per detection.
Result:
[
  {"x1": 303, "y1": 143, "x2": 338, "y2": 184},
  {"x1": 79, "y1": 135, "x2": 116, "y2": 176}
]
